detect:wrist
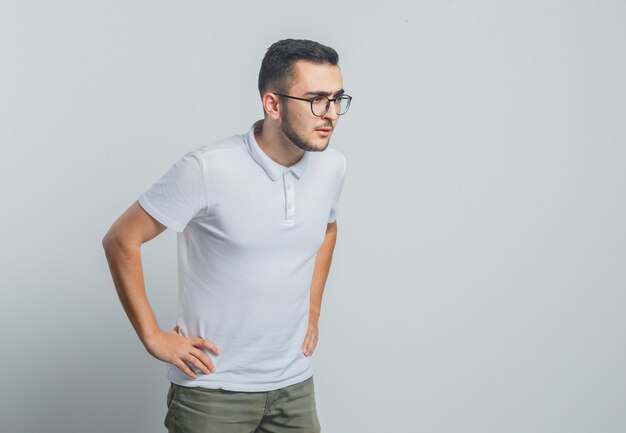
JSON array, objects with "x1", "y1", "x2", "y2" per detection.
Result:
[
  {"x1": 139, "y1": 326, "x2": 162, "y2": 348},
  {"x1": 309, "y1": 307, "x2": 320, "y2": 322}
]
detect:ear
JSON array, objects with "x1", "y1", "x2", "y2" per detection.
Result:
[{"x1": 262, "y1": 92, "x2": 281, "y2": 120}]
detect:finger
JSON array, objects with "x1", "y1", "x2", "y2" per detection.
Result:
[
  {"x1": 306, "y1": 334, "x2": 319, "y2": 356},
  {"x1": 190, "y1": 347, "x2": 215, "y2": 373},
  {"x1": 174, "y1": 359, "x2": 197, "y2": 379},
  {"x1": 191, "y1": 338, "x2": 221, "y2": 355},
  {"x1": 304, "y1": 333, "x2": 315, "y2": 355},
  {"x1": 184, "y1": 353, "x2": 211, "y2": 376},
  {"x1": 302, "y1": 334, "x2": 311, "y2": 353}
]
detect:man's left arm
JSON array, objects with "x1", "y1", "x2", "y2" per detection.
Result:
[{"x1": 302, "y1": 220, "x2": 338, "y2": 356}]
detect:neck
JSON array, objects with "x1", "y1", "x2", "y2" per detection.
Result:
[{"x1": 254, "y1": 119, "x2": 305, "y2": 167}]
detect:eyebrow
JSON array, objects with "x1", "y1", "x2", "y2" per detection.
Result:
[{"x1": 304, "y1": 88, "x2": 345, "y2": 97}]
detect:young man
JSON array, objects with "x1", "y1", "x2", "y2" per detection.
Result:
[{"x1": 103, "y1": 39, "x2": 350, "y2": 433}]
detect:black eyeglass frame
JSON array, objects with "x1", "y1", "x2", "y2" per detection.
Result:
[{"x1": 274, "y1": 93, "x2": 352, "y2": 117}]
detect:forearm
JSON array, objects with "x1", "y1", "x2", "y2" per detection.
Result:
[
  {"x1": 103, "y1": 235, "x2": 161, "y2": 345},
  {"x1": 101, "y1": 202, "x2": 219, "y2": 378},
  {"x1": 309, "y1": 222, "x2": 338, "y2": 322}
]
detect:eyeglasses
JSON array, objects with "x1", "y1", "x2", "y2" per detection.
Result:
[{"x1": 274, "y1": 93, "x2": 352, "y2": 117}]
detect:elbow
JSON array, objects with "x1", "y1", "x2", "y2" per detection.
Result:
[
  {"x1": 102, "y1": 226, "x2": 141, "y2": 258},
  {"x1": 102, "y1": 227, "x2": 126, "y2": 257},
  {"x1": 101, "y1": 229, "x2": 116, "y2": 255}
]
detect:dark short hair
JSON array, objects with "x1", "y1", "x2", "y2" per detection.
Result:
[{"x1": 258, "y1": 39, "x2": 339, "y2": 96}]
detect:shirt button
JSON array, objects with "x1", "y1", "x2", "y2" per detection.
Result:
[
  {"x1": 288, "y1": 204, "x2": 293, "y2": 209},
  {"x1": 287, "y1": 184, "x2": 292, "y2": 190}
]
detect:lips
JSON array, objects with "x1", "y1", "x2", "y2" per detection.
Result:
[{"x1": 316, "y1": 128, "x2": 332, "y2": 137}]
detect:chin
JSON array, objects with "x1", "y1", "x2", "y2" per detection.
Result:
[
  {"x1": 314, "y1": 135, "x2": 333, "y2": 149},
  {"x1": 309, "y1": 140, "x2": 330, "y2": 152}
]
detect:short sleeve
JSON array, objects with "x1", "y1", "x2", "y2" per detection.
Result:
[
  {"x1": 138, "y1": 152, "x2": 207, "y2": 233},
  {"x1": 328, "y1": 156, "x2": 347, "y2": 224}
]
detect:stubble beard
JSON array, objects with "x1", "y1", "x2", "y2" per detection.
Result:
[{"x1": 280, "y1": 109, "x2": 331, "y2": 153}]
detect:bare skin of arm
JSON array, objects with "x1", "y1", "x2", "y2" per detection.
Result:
[
  {"x1": 302, "y1": 220, "x2": 338, "y2": 356},
  {"x1": 102, "y1": 201, "x2": 220, "y2": 379}
]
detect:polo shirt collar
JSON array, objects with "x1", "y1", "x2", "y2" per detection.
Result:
[{"x1": 245, "y1": 120, "x2": 310, "y2": 182}]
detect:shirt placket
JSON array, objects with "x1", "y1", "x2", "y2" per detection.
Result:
[{"x1": 283, "y1": 171, "x2": 295, "y2": 225}]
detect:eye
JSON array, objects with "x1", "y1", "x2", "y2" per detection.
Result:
[{"x1": 311, "y1": 96, "x2": 325, "y2": 104}]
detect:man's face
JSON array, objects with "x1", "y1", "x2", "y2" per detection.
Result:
[{"x1": 279, "y1": 60, "x2": 344, "y2": 152}]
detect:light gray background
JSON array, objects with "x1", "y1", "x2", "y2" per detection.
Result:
[{"x1": 1, "y1": 1, "x2": 624, "y2": 432}]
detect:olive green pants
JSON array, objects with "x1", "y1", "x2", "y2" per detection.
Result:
[{"x1": 164, "y1": 376, "x2": 321, "y2": 433}]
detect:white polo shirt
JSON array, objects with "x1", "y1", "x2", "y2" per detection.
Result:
[{"x1": 138, "y1": 120, "x2": 347, "y2": 391}]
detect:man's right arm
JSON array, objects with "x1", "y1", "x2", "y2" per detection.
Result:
[{"x1": 102, "y1": 201, "x2": 220, "y2": 379}]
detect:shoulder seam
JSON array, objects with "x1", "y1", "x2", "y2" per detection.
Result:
[{"x1": 185, "y1": 153, "x2": 211, "y2": 212}]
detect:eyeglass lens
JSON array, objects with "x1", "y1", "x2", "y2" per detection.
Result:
[{"x1": 312, "y1": 96, "x2": 351, "y2": 116}]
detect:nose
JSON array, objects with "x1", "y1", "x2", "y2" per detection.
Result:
[{"x1": 322, "y1": 100, "x2": 339, "y2": 121}]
